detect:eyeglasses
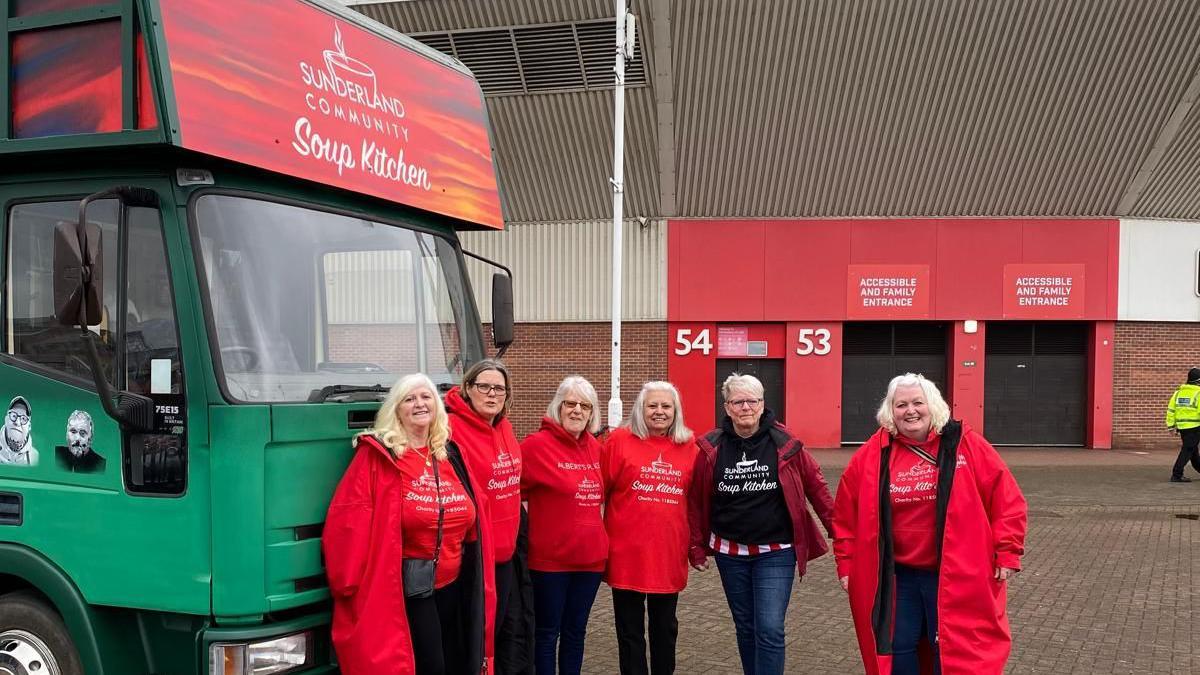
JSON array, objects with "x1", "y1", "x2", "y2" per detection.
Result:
[
  {"x1": 726, "y1": 398, "x2": 763, "y2": 409},
  {"x1": 471, "y1": 382, "x2": 508, "y2": 396},
  {"x1": 6, "y1": 410, "x2": 29, "y2": 425},
  {"x1": 561, "y1": 399, "x2": 594, "y2": 412}
]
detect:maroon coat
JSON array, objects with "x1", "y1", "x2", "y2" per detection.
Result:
[{"x1": 688, "y1": 421, "x2": 835, "y2": 577}]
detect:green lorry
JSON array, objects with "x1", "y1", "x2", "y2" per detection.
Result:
[{"x1": 0, "y1": 1, "x2": 512, "y2": 672}]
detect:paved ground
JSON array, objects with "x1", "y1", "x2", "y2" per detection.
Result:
[{"x1": 577, "y1": 446, "x2": 1200, "y2": 674}]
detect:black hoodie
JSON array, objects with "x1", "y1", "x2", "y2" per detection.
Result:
[{"x1": 710, "y1": 409, "x2": 794, "y2": 545}]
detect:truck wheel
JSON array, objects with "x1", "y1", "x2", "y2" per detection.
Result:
[{"x1": 0, "y1": 591, "x2": 83, "y2": 675}]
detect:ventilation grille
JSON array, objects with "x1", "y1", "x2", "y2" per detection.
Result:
[
  {"x1": 412, "y1": 20, "x2": 647, "y2": 97},
  {"x1": 0, "y1": 493, "x2": 21, "y2": 526}
]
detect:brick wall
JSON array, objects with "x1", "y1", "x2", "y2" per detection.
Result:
[
  {"x1": 1113, "y1": 321, "x2": 1200, "y2": 449},
  {"x1": 486, "y1": 322, "x2": 669, "y2": 438}
]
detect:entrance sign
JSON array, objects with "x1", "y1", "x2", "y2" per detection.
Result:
[
  {"x1": 847, "y1": 265, "x2": 930, "y2": 319},
  {"x1": 1003, "y1": 264, "x2": 1085, "y2": 318},
  {"x1": 158, "y1": 0, "x2": 503, "y2": 228}
]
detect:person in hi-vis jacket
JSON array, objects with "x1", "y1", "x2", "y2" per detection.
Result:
[{"x1": 1166, "y1": 367, "x2": 1200, "y2": 483}]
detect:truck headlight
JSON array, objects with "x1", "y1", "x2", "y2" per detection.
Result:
[{"x1": 210, "y1": 631, "x2": 313, "y2": 675}]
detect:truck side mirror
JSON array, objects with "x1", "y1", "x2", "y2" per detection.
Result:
[
  {"x1": 53, "y1": 220, "x2": 103, "y2": 327},
  {"x1": 491, "y1": 272, "x2": 514, "y2": 353}
]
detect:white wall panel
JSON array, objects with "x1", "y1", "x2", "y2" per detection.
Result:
[
  {"x1": 1119, "y1": 219, "x2": 1200, "y2": 321},
  {"x1": 460, "y1": 218, "x2": 666, "y2": 322}
]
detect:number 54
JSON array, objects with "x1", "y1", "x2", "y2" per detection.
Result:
[
  {"x1": 674, "y1": 328, "x2": 713, "y2": 356},
  {"x1": 796, "y1": 328, "x2": 831, "y2": 356}
]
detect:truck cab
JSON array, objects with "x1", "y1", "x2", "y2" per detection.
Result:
[{"x1": 0, "y1": 1, "x2": 510, "y2": 673}]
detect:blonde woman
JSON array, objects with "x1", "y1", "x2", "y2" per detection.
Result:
[
  {"x1": 323, "y1": 373, "x2": 496, "y2": 675},
  {"x1": 833, "y1": 373, "x2": 1027, "y2": 675}
]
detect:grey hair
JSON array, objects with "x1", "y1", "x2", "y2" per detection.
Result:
[
  {"x1": 67, "y1": 410, "x2": 92, "y2": 427},
  {"x1": 546, "y1": 375, "x2": 602, "y2": 434},
  {"x1": 627, "y1": 381, "x2": 693, "y2": 444},
  {"x1": 875, "y1": 373, "x2": 951, "y2": 436},
  {"x1": 721, "y1": 373, "x2": 764, "y2": 402},
  {"x1": 461, "y1": 358, "x2": 513, "y2": 416}
]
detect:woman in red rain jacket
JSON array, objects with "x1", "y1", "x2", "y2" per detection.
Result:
[
  {"x1": 833, "y1": 373, "x2": 1028, "y2": 675},
  {"x1": 520, "y1": 375, "x2": 607, "y2": 675},
  {"x1": 444, "y1": 359, "x2": 525, "y2": 649},
  {"x1": 601, "y1": 381, "x2": 700, "y2": 675},
  {"x1": 323, "y1": 373, "x2": 496, "y2": 675}
]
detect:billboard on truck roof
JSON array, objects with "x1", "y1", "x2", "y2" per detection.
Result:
[{"x1": 157, "y1": 0, "x2": 505, "y2": 228}]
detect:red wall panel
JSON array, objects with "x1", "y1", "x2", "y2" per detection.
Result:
[
  {"x1": 785, "y1": 322, "x2": 843, "y2": 447},
  {"x1": 763, "y1": 221, "x2": 851, "y2": 319},
  {"x1": 674, "y1": 221, "x2": 765, "y2": 321},
  {"x1": 667, "y1": 323, "x2": 719, "y2": 433},
  {"x1": 669, "y1": 218, "x2": 1118, "y2": 322},
  {"x1": 1088, "y1": 322, "x2": 1115, "y2": 449},
  {"x1": 949, "y1": 321, "x2": 986, "y2": 432},
  {"x1": 935, "y1": 220, "x2": 1024, "y2": 318}
]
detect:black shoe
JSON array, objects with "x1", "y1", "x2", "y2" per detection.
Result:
[{"x1": 1170, "y1": 476, "x2": 1192, "y2": 483}]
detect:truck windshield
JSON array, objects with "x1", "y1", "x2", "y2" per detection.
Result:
[{"x1": 192, "y1": 194, "x2": 482, "y2": 403}]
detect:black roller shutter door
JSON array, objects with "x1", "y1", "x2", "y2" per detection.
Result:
[
  {"x1": 841, "y1": 323, "x2": 947, "y2": 444},
  {"x1": 984, "y1": 323, "x2": 1086, "y2": 445}
]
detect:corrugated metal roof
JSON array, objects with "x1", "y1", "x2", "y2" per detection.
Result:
[
  {"x1": 487, "y1": 90, "x2": 660, "y2": 222},
  {"x1": 355, "y1": 0, "x2": 613, "y2": 33},
  {"x1": 460, "y1": 219, "x2": 666, "y2": 322},
  {"x1": 356, "y1": 0, "x2": 1200, "y2": 221}
]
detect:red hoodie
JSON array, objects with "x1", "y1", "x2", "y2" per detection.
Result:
[
  {"x1": 445, "y1": 386, "x2": 522, "y2": 563},
  {"x1": 601, "y1": 428, "x2": 699, "y2": 594},
  {"x1": 323, "y1": 435, "x2": 496, "y2": 675},
  {"x1": 520, "y1": 418, "x2": 608, "y2": 572}
]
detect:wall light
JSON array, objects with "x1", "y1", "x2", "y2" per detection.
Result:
[{"x1": 963, "y1": 320, "x2": 978, "y2": 334}]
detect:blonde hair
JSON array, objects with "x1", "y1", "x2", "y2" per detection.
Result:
[
  {"x1": 356, "y1": 373, "x2": 450, "y2": 461},
  {"x1": 627, "y1": 381, "x2": 693, "y2": 444},
  {"x1": 546, "y1": 376, "x2": 602, "y2": 435},
  {"x1": 875, "y1": 373, "x2": 952, "y2": 436}
]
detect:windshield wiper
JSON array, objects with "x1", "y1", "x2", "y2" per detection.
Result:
[{"x1": 307, "y1": 384, "x2": 389, "y2": 403}]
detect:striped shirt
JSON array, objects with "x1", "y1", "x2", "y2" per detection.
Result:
[{"x1": 710, "y1": 532, "x2": 793, "y2": 557}]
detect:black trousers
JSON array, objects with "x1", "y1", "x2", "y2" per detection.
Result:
[
  {"x1": 1172, "y1": 427, "x2": 1200, "y2": 478},
  {"x1": 406, "y1": 578, "x2": 466, "y2": 675},
  {"x1": 611, "y1": 588, "x2": 679, "y2": 675},
  {"x1": 495, "y1": 559, "x2": 516, "y2": 646}
]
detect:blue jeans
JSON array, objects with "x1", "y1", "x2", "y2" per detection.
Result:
[
  {"x1": 530, "y1": 570, "x2": 602, "y2": 675},
  {"x1": 714, "y1": 548, "x2": 796, "y2": 675},
  {"x1": 892, "y1": 565, "x2": 940, "y2": 675}
]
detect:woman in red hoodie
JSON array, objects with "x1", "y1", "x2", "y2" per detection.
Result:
[
  {"x1": 520, "y1": 375, "x2": 607, "y2": 675},
  {"x1": 444, "y1": 359, "x2": 523, "y2": 648},
  {"x1": 833, "y1": 373, "x2": 1027, "y2": 675},
  {"x1": 323, "y1": 373, "x2": 496, "y2": 675},
  {"x1": 601, "y1": 381, "x2": 699, "y2": 675}
]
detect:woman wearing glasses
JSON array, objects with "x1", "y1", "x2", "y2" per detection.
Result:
[
  {"x1": 520, "y1": 376, "x2": 607, "y2": 675},
  {"x1": 687, "y1": 373, "x2": 834, "y2": 675},
  {"x1": 445, "y1": 359, "x2": 525, "y2": 654}
]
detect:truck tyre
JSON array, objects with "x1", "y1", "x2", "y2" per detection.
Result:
[{"x1": 0, "y1": 591, "x2": 83, "y2": 675}]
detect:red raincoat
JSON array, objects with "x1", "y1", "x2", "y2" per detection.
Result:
[
  {"x1": 688, "y1": 421, "x2": 835, "y2": 577},
  {"x1": 833, "y1": 421, "x2": 1027, "y2": 675},
  {"x1": 323, "y1": 435, "x2": 496, "y2": 675}
]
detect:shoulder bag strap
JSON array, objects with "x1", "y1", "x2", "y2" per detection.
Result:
[{"x1": 432, "y1": 458, "x2": 444, "y2": 565}]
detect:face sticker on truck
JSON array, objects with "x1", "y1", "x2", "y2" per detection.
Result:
[
  {"x1": 0, "y1": 396, "x2": 39, "y2": 467},
  {"x1": 55, "y1": 410, "x2": 106, "y2": 474}
]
